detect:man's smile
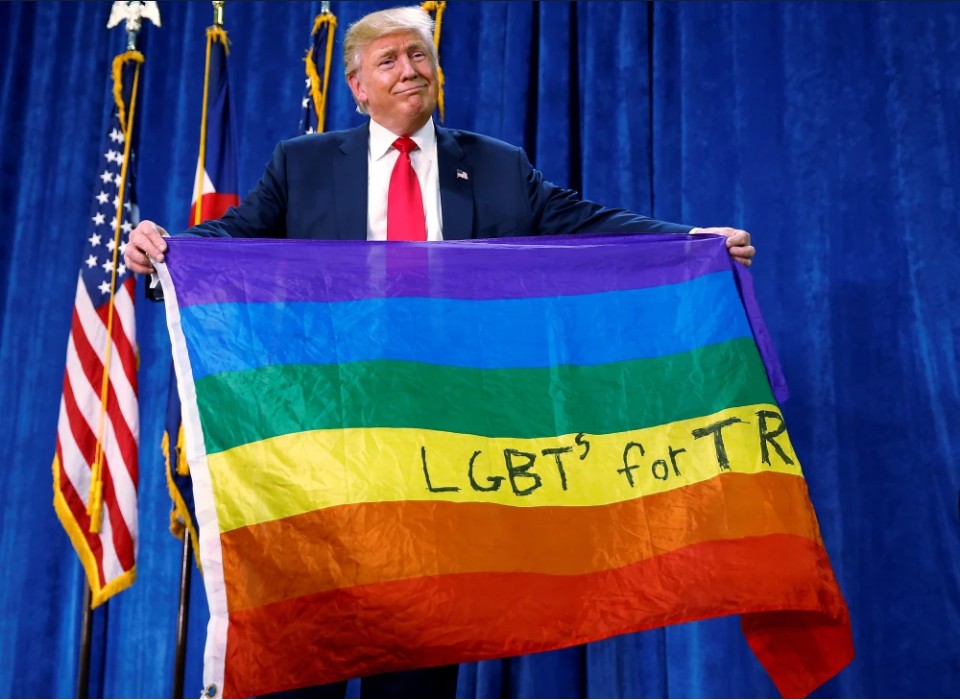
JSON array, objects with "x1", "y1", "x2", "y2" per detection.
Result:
[{"x1": 395, "y1": 83, "x2": 426, "y2": 95}]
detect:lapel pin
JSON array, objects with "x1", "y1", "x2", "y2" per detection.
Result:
[{"x1": 457, "y1": 169, "x2": 469, "y2": 181}]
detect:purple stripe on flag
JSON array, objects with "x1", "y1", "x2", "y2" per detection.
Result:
[
  {"x1": 165, "y1": 233, "x2": 732, "y2": 307},
  {"x1": 733, "y1": 262, "x2": 790, "y2": 404}
]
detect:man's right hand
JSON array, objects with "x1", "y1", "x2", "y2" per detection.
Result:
[{"x1": 125, "y1": 220, "x2": 169, "y2": 275}]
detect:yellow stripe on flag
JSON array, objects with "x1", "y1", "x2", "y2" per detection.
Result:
[{"x1": 209, "y1": 403, "x2": 801, "y2": 532}]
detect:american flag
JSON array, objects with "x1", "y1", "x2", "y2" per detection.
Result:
[{"x1": 53, "y1": 52, "x2": 141, "y2": 607}]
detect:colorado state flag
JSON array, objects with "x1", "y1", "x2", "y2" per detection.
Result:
[{"x1": 164, "y1": 25, "x2": 240, "y2": 559}]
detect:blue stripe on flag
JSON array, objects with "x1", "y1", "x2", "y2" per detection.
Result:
[{"x1": 180, "y1": 272, "x2": 751, "y2": 380}]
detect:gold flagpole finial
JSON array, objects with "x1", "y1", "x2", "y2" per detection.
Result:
[
  {"x1": 107, "y1": 1, "x2": 162, "y2": 50},
  {"x1": 212, "y1": 1, "x2": 225, "y2": 27}
]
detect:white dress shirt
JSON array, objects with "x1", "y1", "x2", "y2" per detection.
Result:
[{"x1": 366, "y1": 117, "x2": 443, "y2": 241}]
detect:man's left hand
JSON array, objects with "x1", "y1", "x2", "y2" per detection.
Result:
[{"x1": 690, "y1": 227, "x2": 755, "y2": 267}]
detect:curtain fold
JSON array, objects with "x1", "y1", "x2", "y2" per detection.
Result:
[
  {"x1": 651, "y1": 4, "x2": 960, "y2": 696},
  {"x1": 1, "y1": 2, "x2": 958, "y2": 697}
]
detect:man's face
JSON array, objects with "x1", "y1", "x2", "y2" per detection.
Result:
[{"x1": 348, "y1": 30, "x2": 439, "y2": 136}]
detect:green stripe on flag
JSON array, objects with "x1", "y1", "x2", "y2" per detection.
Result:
[{"x1": 197, "y1": 337, "x2": 773, "y2": 454}]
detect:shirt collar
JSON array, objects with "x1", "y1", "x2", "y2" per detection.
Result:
[{"x1": 369, "y1": 117, "x2": 436, "y2": 162}]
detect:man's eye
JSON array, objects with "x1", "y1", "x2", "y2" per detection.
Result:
[{"x1": 379, "y1": 59, "x2": 394, "y2": 68}]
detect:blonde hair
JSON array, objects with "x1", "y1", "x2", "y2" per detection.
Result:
[{"x1": 343, "y1": 6, "x2": 438, "y2": 114}]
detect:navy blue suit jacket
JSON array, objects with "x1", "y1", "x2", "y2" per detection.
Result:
[{"x1": 186, "y1": 123, "x2": 690, "y2": 239}]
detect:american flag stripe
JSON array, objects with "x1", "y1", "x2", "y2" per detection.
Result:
[
  {"x1": 59, "y1": 413, "x2": 130, "y2": 583},
  {"x1": 68, "y1": 305, "x2": 139, "y2": 481},
  {"x1": 63, "y1": 333, "x2": 138, "y2": 537},
  {"x1": 72, "y1": 281, "x2": 138, "y2": 427},
  {"x1": 62, "y1": 341, "x2": 138, "y2": 560},
  {"x1": 62, "y1": 305, "x2": 137, "y2": 582},
  {"x1": 61, "y1": 374, "x2": 97, "y2": 481},
  {"x1": 55, "y1": 439, "x2": 108, "y2": 583},
  {"x1": 99, "y1": 463, "x2": 136, "y2": 573},
  {"x1": 58, "y1": 389, "x2": 95, "y2": 503},
  {"x1": 74, "y1": 279, "x2": 138, "y2": 431},
  {"x1": 92, "y1": 511, "x2": 126, "y2": 584},
  {"x1": 54, "y1": 50, "x2": 142, "y2": 607},
  {"x1": 67, "y1": 318, "x2": 138, "y2": 468},
  {"x1": 94, "y1": 279, "x2": 138, "y2": 390},
  {"x1": 56, "y1": 421, "x2": 130, "y2": 584}
]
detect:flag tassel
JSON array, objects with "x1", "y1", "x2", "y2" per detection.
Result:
[
  {"x1": 304, "y1": 10, "x2": 337, "y2": 134},
  {"x1": 89, "y1": 51, "x2": 143, "y2": 534},
  {"x1": 162, "y1": 425, "x2": 202, "y2": 572},
  {"x1": 421, "y1": 1, "x2": 446, "y2": 122}
]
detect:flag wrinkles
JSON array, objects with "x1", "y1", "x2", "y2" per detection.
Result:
[{"x1": 157, "y1": 234, "x2": 854, "y2": 699}]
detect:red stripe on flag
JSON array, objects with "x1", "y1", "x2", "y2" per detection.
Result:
[
  {"x1": 55, "y1": 437, "x2": 108, "y2": 588},
  {"x1": 70, "y1": 308, "x2": 138, "y2": 482},
  {"x1": 106, "y1": 381, "x2": 138, "y2": 484},
  {"x1": 58, "y1": 277, "x2": 138, "y2": 597},
  {"x1": 95, "y1": 278, "x2": 139, "y2": 390},
  {"x1": 62, "y1": 374, "x2": 135, "y2": 574},
  {"x1": 743, "y1": 603, "x2": 855, "y2": 698},
  {"x1": 99, "y1": 456, "x2": 136, "y2": 570},
  {"x1": 62, "y1": 373, "x2": 97, "y2": 467},
  {"x1": 69, "y1": 307, "x2": 104, "y2": 398},
  {"x1": 223, "y1": 534, "x2": 851, "y2": 699},
  {"x1": 221, "y1": 472, "x2": 822, "y2": 612}
]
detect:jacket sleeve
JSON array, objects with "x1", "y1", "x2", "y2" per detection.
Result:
[
  {"x1": 521, "y1": 148, "x2": 692, "y2": 235},
  {"x1": 178, "y1": 142, "x2": 290, "y2": 238}
]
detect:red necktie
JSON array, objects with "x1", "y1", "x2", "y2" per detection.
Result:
[{"x1": 387, "y1": 136, "x2": 426, "y2": 241}]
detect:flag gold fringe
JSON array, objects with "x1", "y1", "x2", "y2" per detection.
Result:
[
  {"x1": 112, "y1": 51, "x2": 144, "y2": 132},
  {"x1": 53, "y1": 454, "x2": 136, "y2": 609},
  {"x1": 162, "y1": 428, "x2": 203, "y2": 573},
  {"x1": 207, "y1": 25, "x2": 231, "y2": 54},
  {"x1": 305, "y1": 10, "x2": 337, "y2": 134},
  {"x1": 89, "y1": 50, "x2": 143, "y2": 534},
  {"x1": 421, "y1": 1, "x2": 446, "y2": 123}
]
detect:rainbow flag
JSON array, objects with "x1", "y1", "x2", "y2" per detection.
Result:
[{"x1": 157, "y1": 234, "x2": 853, "y2": 699}]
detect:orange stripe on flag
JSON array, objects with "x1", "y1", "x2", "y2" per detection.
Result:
[
  {"x1": 221, "y1": 471, "x2": 822, "y2": 612},
  {"x1": 223, "y1": 534, "x2": 850, "y2": 699}
]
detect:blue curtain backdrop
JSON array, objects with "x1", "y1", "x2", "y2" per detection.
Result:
[{"x1": 1, "y1": 1, "x2": 958, "y2": 697}]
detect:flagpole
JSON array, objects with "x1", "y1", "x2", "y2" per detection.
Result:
[
  {"x1": 172, "y1": 537, "x2": 193, "y2": 699},
  {"x1": 173, "y1": 6, "x2": 226, "y2": 695},
  {"x1": 69, "y1": 4, "x2": 158, "y2": 697},
  {"x1": 76, "y1": 582, "x2": 93, "y2": 699}
]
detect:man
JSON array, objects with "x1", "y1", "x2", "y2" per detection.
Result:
[
  {"x1": 124, "y1": 7, "x2": 754, "y2": 272},
  {"x1": 124, "y1": 6, "x2": 755, "y2": 697}
]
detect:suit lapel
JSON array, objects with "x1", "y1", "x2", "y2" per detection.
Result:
[
  {"x1": 436, "y1": 127, "x2": 474, "y2": 241},
  {"x1": 332, "y1": 123, "x2": 369, "y2": 240}
]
